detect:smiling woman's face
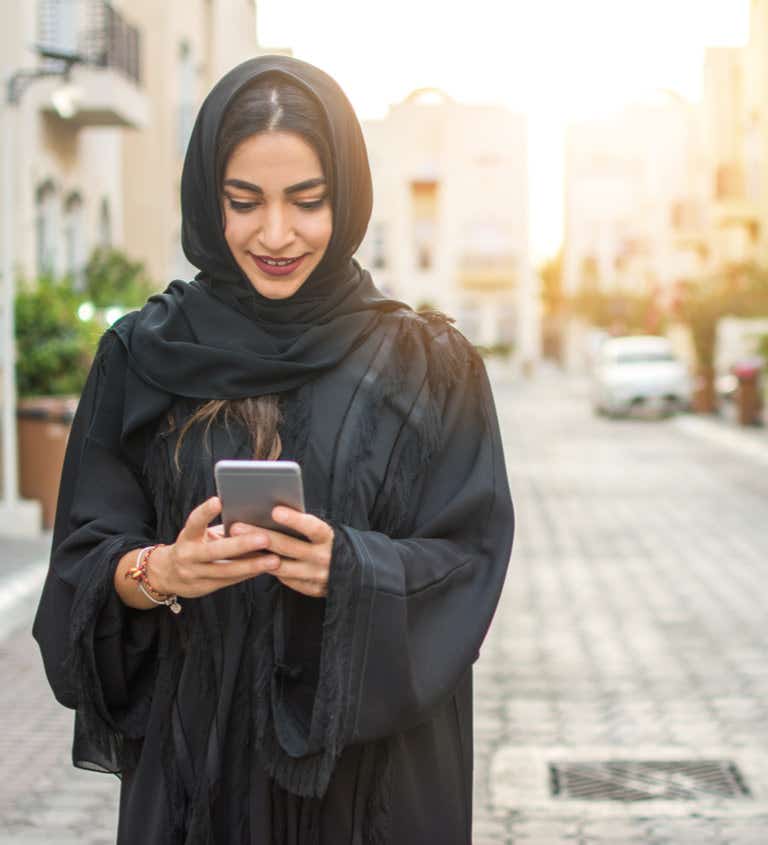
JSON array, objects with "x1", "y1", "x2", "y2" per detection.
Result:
[{"x1": 222, "y1": 131, "x2": 333, "y2": 299}]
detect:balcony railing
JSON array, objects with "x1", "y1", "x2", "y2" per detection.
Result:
[{"x1": 38, "y1": 0, "x2": 142, "y2": 86}]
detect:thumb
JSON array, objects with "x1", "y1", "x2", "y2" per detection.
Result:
[{"x1": 179, "y1": 496, "x2": 222, "y2": 542}]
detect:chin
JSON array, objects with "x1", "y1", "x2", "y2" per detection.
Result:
[{"x1": 247, "y1": 277, "x2": 307, "y2": 300}]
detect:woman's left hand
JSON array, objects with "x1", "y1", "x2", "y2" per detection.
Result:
[{"x1": 212, "y1": 508, "x2": 334, "y2": 598}]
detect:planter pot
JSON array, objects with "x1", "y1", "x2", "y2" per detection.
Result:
[{"x1": 17, "y1": 396, "x2": 77, "y2": 529}]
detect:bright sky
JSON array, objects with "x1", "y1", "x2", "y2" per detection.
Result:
[{"x1": 258, "y1": 0, "x2": 751, "y2": 262}]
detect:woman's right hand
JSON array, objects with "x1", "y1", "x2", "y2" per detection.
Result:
[{"x1": 115, "y1": 497, "x2": 281, "y2": 608}]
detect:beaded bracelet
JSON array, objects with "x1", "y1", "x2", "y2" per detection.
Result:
[{"x1": 125, "y1": 545, "x2": 182, "y2": 614}]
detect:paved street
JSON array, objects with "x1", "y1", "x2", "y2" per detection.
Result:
[
  {"x1": 473, "y1": 368, "x2": 768, "y2": 843},
  {"x1": 1, "y1": 366, "x2": 768, "y2": 843}
]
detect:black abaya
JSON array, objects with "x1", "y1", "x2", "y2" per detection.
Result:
[{"x1": 34, "y1": 308, "x2": 514, "y2": 843}]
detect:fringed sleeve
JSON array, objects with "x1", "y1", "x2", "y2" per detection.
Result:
[
  {"x1": 33, "y1": 330, "x2": 162, "y2": 773},
  {"x1": 257, "y1": 321, "x2": 514, "y2": 798}
]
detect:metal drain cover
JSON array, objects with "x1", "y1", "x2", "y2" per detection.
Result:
[{"x1": 549, "y1": 760, "x2": 751, "y2": 801}]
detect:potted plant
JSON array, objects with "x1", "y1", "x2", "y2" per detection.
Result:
[
  {"x1": 15, "y1": 275, "x2": 98, "y2": 528},
  {"x1": 14, "y1": 249, "x2": 155, "y2": 528}
]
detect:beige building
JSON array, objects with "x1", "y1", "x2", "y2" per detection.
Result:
[
  {"x1": 121, "y1": 0, "x2": 270, "y2": 284},
  {"x1": 741, "y1": 0, "x2": 768, "y2": 267},
  {"x1": 700, "y1": 47, "x2": 760, "y2": 267},
  {"x1": 563, "y1": 94, "x2": 709, "y2": 299},
  {"x1": 0, "y1": 0, "x2": 148, "y2": 533},
  {"x1": 359, "y1": 88, "x2": 537, "y2": 360},
  {"x1": 0, "y1": 0, "x2": 147, "y2": 284}
]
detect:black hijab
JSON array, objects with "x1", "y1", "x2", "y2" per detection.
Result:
[{"x1": 114, "y1": 55, "x2": 408, "y2": 399}]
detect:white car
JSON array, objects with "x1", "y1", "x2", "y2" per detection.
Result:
[{"x1": 591, "y1": 335, "x2": 693, "y2": 417}]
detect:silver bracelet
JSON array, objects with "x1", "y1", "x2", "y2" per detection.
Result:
[{"x1": 137, "y1": 580, "x2": 182, "y2": 614}]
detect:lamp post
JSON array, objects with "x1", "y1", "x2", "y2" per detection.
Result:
[{"x1": 1, "y1": 47, "x2": 84, "y2": 530}]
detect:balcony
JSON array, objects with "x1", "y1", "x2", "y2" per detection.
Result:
[{"x1": 37, "y1": 0, "x2": 148, "y2": 128}]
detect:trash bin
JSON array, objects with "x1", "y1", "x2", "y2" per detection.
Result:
[
  {"x1": 17, "y1": 397, "x2": 77, "y2": 529},
  {"x1": 731, "y1": 357, "x2": 764, "y2": 427}
]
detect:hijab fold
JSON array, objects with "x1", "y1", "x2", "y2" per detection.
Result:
[{"x1": 114, "y1": 55, "x2": 408, "y2": 401}]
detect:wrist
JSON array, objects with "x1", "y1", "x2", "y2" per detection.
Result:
[
  {"x1": 115, "y1": 548, "x2": 157, "y2": 610},
  {"x1": 145, "y1": 543, "x2": 173, "y2": 596}
]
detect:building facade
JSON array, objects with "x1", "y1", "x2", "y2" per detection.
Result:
[
  {"x1": 121, "y1": 0, "x2": 267, "y2": 285},
  {"x1": 563, "y1": 94, "x2": 709, "y2": 300},
  {"x1": 0, "y1": 0, "x2": 147, "y2": 286},
  {"x1": 741, "y1": 0, "x2": 768, "y2": 267},
  {"x1": 359, "y1": 88, "x2": 536, "y2": 360}
]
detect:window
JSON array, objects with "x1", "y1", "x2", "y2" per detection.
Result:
[
  {"x1": 63, "y1": 192, "x2": 86, "y2": 288},
  {"x1": 177, "y1": 41, "x2": 196, "y2": 157},
  {"x1": 39, "y1": 0, "x2": 79, "y2": 55},
  {"x1": 411, "y1": 180, "x2": 438, "y2": 271},
  {"x1": 36, "y1": 180, "x2": 58, "y2": 277},
  {"x1": 99, "y1": 197, "x2": 112, "y2": 248},
  {"x1": 370, "y1": 221, "x2": 388, "y2": 270}
]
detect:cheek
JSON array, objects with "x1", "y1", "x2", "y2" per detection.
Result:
[
  {"x1": 222, "y1": 211, "x2": 248, "y2": 250},
  {"x1": 306, "y1": 211, "x2": 333, "y2": 249}
]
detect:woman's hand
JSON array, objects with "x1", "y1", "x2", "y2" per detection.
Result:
[
  {"x1": 115, "y1": 497, "x2": 283, "y2": 608},
  {"x1": 221, "y1": 507, "x2": 335, "y2": 598}
]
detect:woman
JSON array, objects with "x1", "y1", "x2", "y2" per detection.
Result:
[{"x1": 33, "y1": 55, "x2": 514, "y2": 844}]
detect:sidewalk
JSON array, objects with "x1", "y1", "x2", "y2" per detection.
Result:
[
  {"x1": 672, "y1": 410, "x2": 768, "y2": 466},
  {"x1": 0, "y1": 533, "x2": 51, "y2": 642},
  {"x1": 473, "y1": 370, "x2": 768, "y2": 844}
]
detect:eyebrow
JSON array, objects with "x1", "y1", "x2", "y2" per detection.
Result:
[{"x1": 223, "y1": 177, "x2": 327, "y2": 196}]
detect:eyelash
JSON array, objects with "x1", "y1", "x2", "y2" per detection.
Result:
[{"x1": 227, "y1": 197, "x2": 327, "y2": 213}]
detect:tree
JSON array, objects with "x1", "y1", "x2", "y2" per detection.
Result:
[{"x1": 679, "y1": 264, "x2": 768, "y2": 412}]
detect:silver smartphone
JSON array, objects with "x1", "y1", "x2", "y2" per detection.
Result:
[{"x1": 214, "y1": 460, "x2": 306, "y2": 539}]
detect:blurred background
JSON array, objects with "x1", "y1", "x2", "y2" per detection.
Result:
[{"x1": 1, "y1": 1, "x2": 767, "y2": 844}]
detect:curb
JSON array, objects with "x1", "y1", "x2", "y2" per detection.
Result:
[
  {"x1": 673, "y1": 415, "x2": 768, "y2": 466},
  {"x1": 0, "y1": 561, "x2": 48, "y2": 642}
]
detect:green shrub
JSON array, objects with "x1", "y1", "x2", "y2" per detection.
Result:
[
  {"x1": 83, "y1": 247, "x2": 154, "y2": 308},
  {"x1": 15, "y1": 277, "x2": 98, "y2": 397}
]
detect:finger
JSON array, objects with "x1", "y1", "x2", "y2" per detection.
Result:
[
  {"x1": 253, "y1": 528, "x2": 313, "y2": 560},
  {"x1": 205, "y1": 525, "x2": 225, "y2": 541},
  {"x1": 275, "y1": 574, "x2": 327, "y2": 598},
  {"x1": 180, "y1": 497, "x2": 222, "y2": 541},
  {"x1": 268, "y1": 558, "x2": 323, "y2": 583},
  {"x1": 272, "y1": 508, "x2": 333, "y2": 545},
  {"x1": 189, "y1": 568, "x2": 278, "y2": 597},
  {"x1": 191, "y1": 553, "x2": 281, "y2": 581},
  {"x1": 200, "y1": 531, "x2": 271, "y2": 563},
  {"x1": 228, "y1": 522, "x2": 262, "y2": 535}
]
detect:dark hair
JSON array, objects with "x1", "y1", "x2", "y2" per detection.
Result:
[
  {"x1": 215, "y1": 73, "x2": 334, "y2": 202},
  {"x1": 178, "y1": 76, "x2": 335, "y2": 464}
]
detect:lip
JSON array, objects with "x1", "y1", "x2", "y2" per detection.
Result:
[{"x1": 249, "y1": 253, "x2": 307, "y2": 277}]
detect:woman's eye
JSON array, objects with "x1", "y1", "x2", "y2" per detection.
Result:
[
  {"x1": 228, "y1": 198, "x2": 260, "y2": 212},
  {"x1": 296, "y1": 197, "x2": 327, "y2": 210}
]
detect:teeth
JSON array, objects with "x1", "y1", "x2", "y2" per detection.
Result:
[{"x1": 262, "y1": 257, "x2": 297, "y2": 266}]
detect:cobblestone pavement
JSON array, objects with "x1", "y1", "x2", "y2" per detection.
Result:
[
  {"x1": 472, "y1": 369, "x2": 768, "y2": 844},
  {"x1": 1, "y1": 367, "x2": 767, "y2": 843}
]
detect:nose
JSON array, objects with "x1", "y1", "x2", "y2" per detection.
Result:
[{"x1": 258, "y1": 205, "x2": 295, "y2": 253}]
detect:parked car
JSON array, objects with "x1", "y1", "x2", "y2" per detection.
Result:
[{"x1": 591, "y1": 335, "x2": 693, "y2": 417}]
